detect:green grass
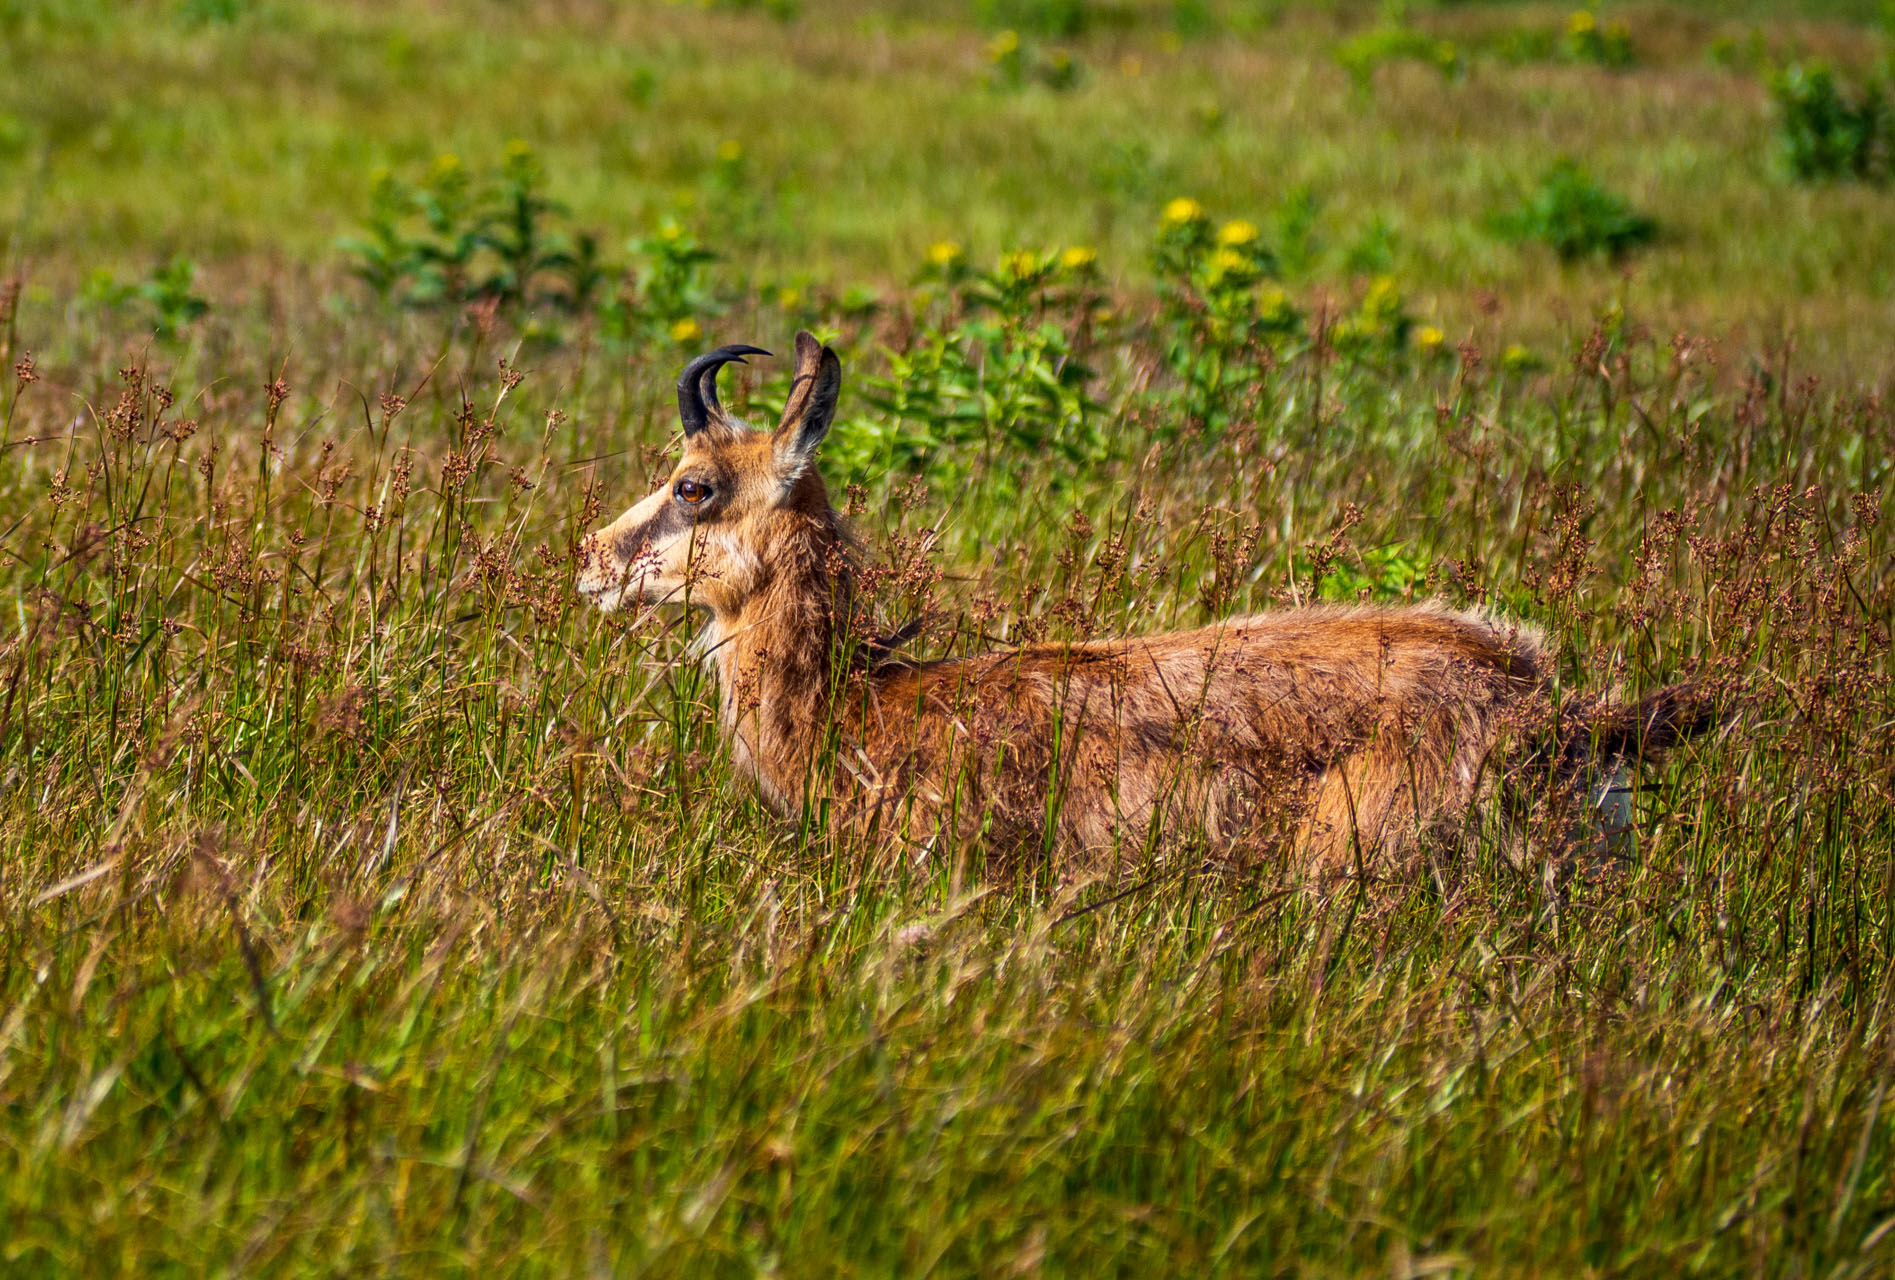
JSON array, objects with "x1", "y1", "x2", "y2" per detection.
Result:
[
  {"x1": 4, "y1": 0, "x2": 1895, "y2": 361},
  {"x1": 2, "y1": 0, "x2": 1894, "y2": 1274}
]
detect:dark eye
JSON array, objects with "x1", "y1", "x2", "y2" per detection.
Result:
[{"x1": 675, "y1": 478, "x2": 712, "y2": 506}]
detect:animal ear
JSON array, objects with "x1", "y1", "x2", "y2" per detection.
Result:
[{"x1": 771, "y1": 330, "x2": 841, "y2": 481}]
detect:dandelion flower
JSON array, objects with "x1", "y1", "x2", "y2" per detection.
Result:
[
  {"x1": 1216, "y1": 219, "x2": 1259, "y2": 247},
  {"x1": 1162, "y1": 197, "x2": 1207, "y2": 226},
  {"x1": 1501, "y1": 342, "x2": 1539, "y2": 372},
  {"x1": 670, "y1": 317, "x2": 703, "y2": 344},
  {"x1": 1363, "y1": 276, "x2": 1402, "y2": 311},
  {"x1": 1000, "y1": 249, "x2": 1041, "y2": 280}
]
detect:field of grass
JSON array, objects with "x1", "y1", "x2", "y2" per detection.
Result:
[{"x1": 2, "y1": 0, "x2": 1894, "y2": 1274}]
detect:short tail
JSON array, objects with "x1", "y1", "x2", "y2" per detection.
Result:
[
  {"x1": 1568, "y1": 681, "x2": 1728, "y2": 766},
  {"x1": 1535, "y1": 681, "x2": 1729, "y2": 859}
]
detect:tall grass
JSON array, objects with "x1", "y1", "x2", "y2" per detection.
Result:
[
  {"x1": 1, "y1": 0, "x2": 1893, "y2": 1272},
  {"x1": 0, "y1": 249, "x2": 1890, "y2": 1269}
]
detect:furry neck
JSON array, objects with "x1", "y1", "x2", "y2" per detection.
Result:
[{"x1": 705, "y1": 508, "x2": 856, "y2": 812}]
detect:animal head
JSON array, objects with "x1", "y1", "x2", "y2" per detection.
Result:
[{"x1": 576, "y1": 330, "x2": 842, "y2": 617}]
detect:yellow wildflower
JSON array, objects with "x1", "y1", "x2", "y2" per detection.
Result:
[
  {"x1": 1216, "y1": 219, "x2": 1259, "y2": 247},
  {"x1": 926, "y1": 240, "x2": 964, "y2": 268},
  {"x1": 1256, "y1": 287, "x2": 1299, "y2": 330},
  {"x1": 670, "y1": 317, "x2": 703, "y2": 344},
  {"x1": 1567, "y1": 9, "x2": 1596, "y2": 36},
  {"x1": 1162, "y1": 197, "x2": 1206, "y2": 227},
  {"x1": 659, "y1": 221, "x2": 685, "y2": 241},
  {"x1": 777, "y1": 286, "x2": 802, "y2": 310},
  {"x1": 1415, "y1": 325, "x2": 1446, "y2": 350},
  {"x1": 989, "y1": 29, "x2": 1020, "y2": 60},
  {"x1": 1000, "y1": 249, "x2": 1041, "y2": 280},
  {"x1": 716, "y1": 139, "x2": 744, "y2": 164},
  {"x1": 1059, "y1": 245, "x2": 1098, "y2": 272},
  {"x1": 1501, "y1": 342, "x2": 1539, "y2": 372},
  {"x1": 1363, "y1": 275, "x2": 1402, "y2": 312}
]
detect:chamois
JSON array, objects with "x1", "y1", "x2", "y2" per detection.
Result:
[{"x1": 577, "y1": 333, "x2": 1714, "y2": 874}]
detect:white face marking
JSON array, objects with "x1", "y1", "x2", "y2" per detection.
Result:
[{"x1": 575, "y1": 485, "x2": 677, "y2": 612}]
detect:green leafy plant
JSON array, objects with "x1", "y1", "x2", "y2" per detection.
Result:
[
  {"x1": 605, "y1": 222, "x2": 722, "y2": 345},
  {"x1": 1172, "y1": 0, "x2": 1215, "y2": 38},
  {"x1": 1561, "y1": 9, "x2": 1634, "y2": 70},
  {"x1": 1334, "y1": 27, "x2": 1462, "y2": 92},
  {"x1": 1485, "y1": 11, "x2": 1632, "y2": 71},
  {"x1": 972, "y1": 0, "x2": 1088, "y2": 38},
  {"x1": 1149, "y1": 198, "x2": 1297, "y2": 432},
  {"x1": 1493, "y1": 161, "x2": 1657, "y2": 262},
  {"x1": 483, "y1": 142, "x2": 577, "y2": 308},
  {"x1": 1770, "y1": 62, "x2": 1890, "y2": 182},
  {"x1": 336, "y1": 144, "x2": 609, "y2": 312},
  {"x1": 845, "y1": 245, "x2": 1102, "y2": 489},
  {"x1": 710, "y1": 0, "x2": 799, "y2": 20},
  {"x1": 1273, "y1": 186, "x2": 1323, "y2": 278},
  {"x1": 82, "y1": 256, "x2": 210, "y2": 338},
  {"x1": 985, "y1": 29, "x2": 1083, "y2": 91},
  {"x1": 1342, "y1": 215, "x2": 1396, "y2": 275},
  {"x1": 177, "y1": 0, "x2": 245, "y2": 25},
  {"x1": 1329, "y1": 274, "x2": 1415, "y2": 355}
]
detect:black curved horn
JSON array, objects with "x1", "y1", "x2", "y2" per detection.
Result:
[{"x1": 676, "y1": 344, "x2": 772, "y2": 437}]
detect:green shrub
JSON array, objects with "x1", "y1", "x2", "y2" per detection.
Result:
[
  {"x1": 1334, "y1": 27, "x2": 1462, "y2": 92},
  {"x1": 1148, "y1": 198, "x2": 1301, "y2": 432},
  {"x1": 1330, "y1": 274, "x2": 1414, "y2": 354},
  {"x1": 846, "y1": 245, "x2": 1103, "y2": 490},
  {"x1": 82, "y1": 256, "x2": 210, "y2": 338},
  {"x1": 709, "y1": 0, "x2": 798, "y2": 20},
  {"x1": 1172, "y1": 0, "x2": 1215, "y2": 38},
  {"x1": 972, "y1": 0, "x2": 1087, "y2": 38},
  {"x1": 1487, "y1": 11, "x2": 1633, "y2": 72},
  {"x1": 985, "y1": 29, "x2": 1084, "y2": 91},
  {"x1": 1770, "y1": 62, "x2": 1890, "y2": 182},
  {"x1": 176, "y1": 0, "x2": 244, "y2": 24},
  {"x1": 1493, "y1": 161, "x2": 1657, "y2": 262},
  {"x1": 1561, "y1": 9, "x2": 1634, "y2": 70},
  {"x1": 609, "y1": 223, "x2": 721, "y2": 345},
  {"x1": 336, "y1": 144, "x2": 606, "y2": 311}
]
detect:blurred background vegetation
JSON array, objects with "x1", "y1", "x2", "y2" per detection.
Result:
[{"x1": 3, "y1": 0, "x2": 1894, "y2": 365}]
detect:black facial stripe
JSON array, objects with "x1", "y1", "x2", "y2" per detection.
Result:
[{"x1": 613, "y1": 502, "x2": 688, "y2": 568}]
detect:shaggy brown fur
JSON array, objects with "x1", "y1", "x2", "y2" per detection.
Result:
[{"x1": 578, "y1": 333, "x2": 1711, "y2": 874}]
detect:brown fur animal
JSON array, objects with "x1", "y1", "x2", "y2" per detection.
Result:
[{"x1": 578, "y1": 333, "x2": 1712, "y2": 874}]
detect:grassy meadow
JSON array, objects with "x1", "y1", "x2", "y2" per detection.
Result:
[{"x1": 2, "y1": 0, "x2": 1894, "y2": 1274}]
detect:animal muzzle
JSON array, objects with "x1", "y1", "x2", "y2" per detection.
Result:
[{"x1": 574, "y1": 533, "x2": 631, "y2": 610}]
